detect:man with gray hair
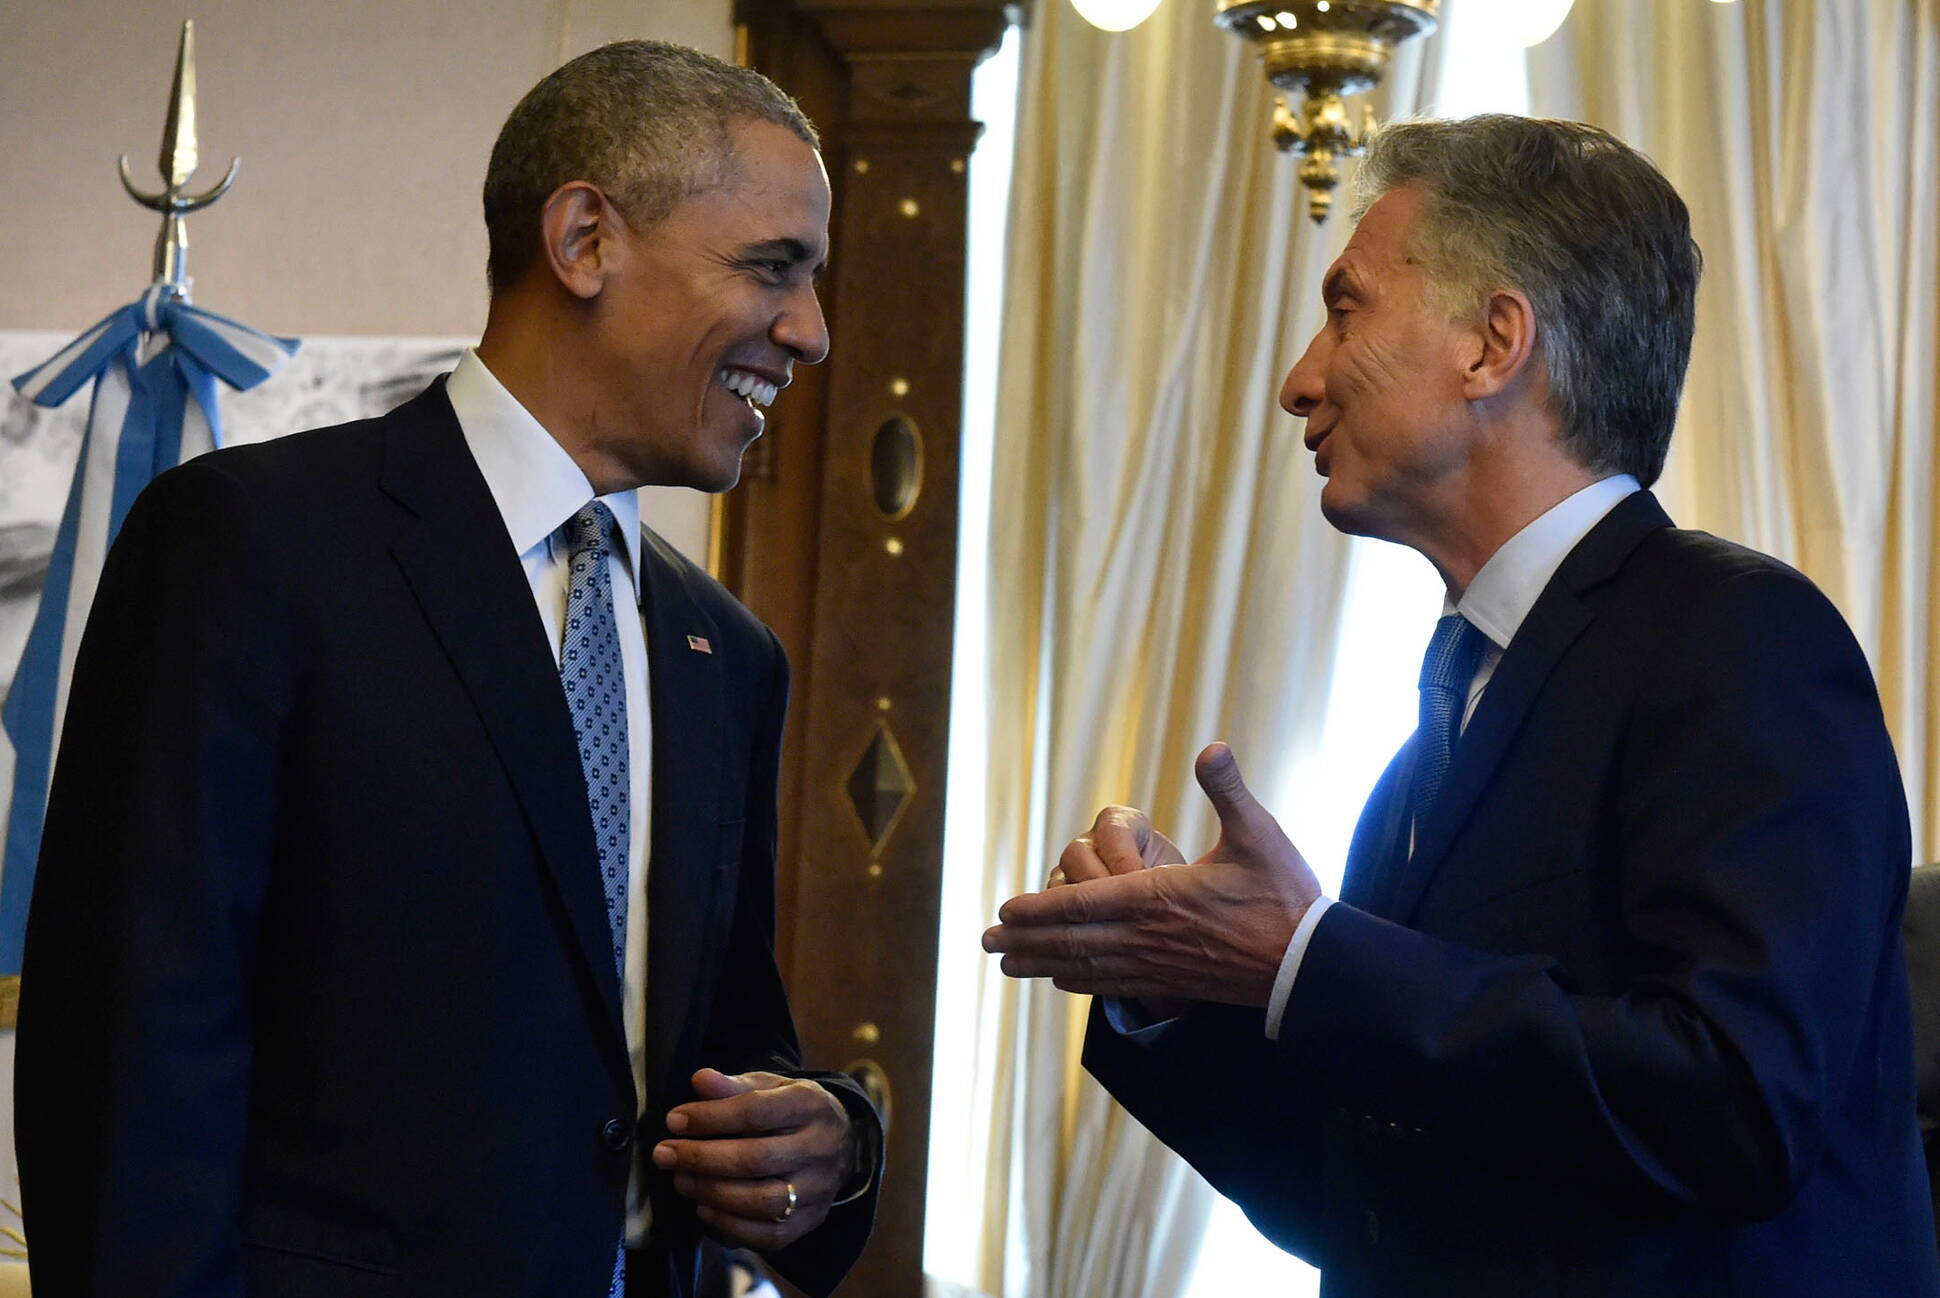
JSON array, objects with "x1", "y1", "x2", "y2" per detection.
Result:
[
  {"x1": 18, "y1": 40, "x2": 880, "y2": 1298},
  {"x1": 987, "y1": 115, "x2": 1938, "y2": 1294}
]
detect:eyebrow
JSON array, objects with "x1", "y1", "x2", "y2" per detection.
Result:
[
  {"x1": 1322, "y1": 264, "x2": 1360, "y2": 306},
  {"x1": 743, "y1": 237, "x2": 828, "y2": 279}
]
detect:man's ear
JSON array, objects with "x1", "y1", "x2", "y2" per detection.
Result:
[
  {"x1": 537, "y1": 181, "x2": 617, "y2": 301},
  {"x1": 1461, "y1": 287, "x2": 1538, "y2": 401}
]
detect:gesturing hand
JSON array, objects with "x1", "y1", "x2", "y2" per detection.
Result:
[
  {"x1": 652, "y1": 1068, "x2": 855, "y2": 1251},
  {"x1": 984, "y1": 742, "x2": 1322, "y2": 1007},
  {"x1": 1046, "y1": 802, "x2": 1192, "y2": 1019},
  {"x1": 1048, "y1": 802, "x2": 1186, "y2": 887}
]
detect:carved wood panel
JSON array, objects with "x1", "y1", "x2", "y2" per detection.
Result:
[{"x1": 724, "y1": 3, "x2": 1011, "y2": 1294}]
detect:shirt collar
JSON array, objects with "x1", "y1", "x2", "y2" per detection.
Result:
[
  {"x1": 1449, "y1": 474, "x2": 1641, "y2": 649},
  {"x1": 445, "y1": 349, "x2": 644, "y2": 603}
]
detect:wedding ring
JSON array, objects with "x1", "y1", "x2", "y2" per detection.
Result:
[{"x1": 775, "y1": 1180, "x2": 797, "y2": 1223}]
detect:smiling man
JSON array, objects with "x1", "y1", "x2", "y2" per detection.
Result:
[
  {"x1": 17, "y1": 41, "x2": 880, "y2": 1298},
  {"x1": 986, "y1": 116, "x2": 1938, "y2": 1295}
]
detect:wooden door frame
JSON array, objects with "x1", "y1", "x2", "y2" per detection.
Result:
[{"x1": 722, "y1": 2, "x2": 1014, "y2": 1292}]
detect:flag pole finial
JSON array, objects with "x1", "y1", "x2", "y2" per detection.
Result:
[{"x1": 116, "y1": 19, "x2": 240, "y2": 301}]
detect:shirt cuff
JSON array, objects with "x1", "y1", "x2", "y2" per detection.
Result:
[
  {"x1": 1100, "y1": 996, "x2": 1179, "y2": 1043},
  {"x1": 830, "y1": 1093, "x2": 883, "y2": 1206},
  {"x1": 1264, "y1": 895, "x2": 1335, "y2": 1041}
]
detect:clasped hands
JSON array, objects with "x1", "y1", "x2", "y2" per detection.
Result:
[
  {"x1": 983, "y1": 743, "x2": 1322, "y2": 1010},
  {"x1": 653, "y1": 1068, "x2": 856, "y2": 1250}
]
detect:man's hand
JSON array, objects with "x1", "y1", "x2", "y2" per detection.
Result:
[
  {"x1": 1048, "y1": 803, "x2": 1186, "y2": 887},
  {"x1": 653, "y1": 1068, "x2": 855, "y2": 1251},
  {"x1": 984, "y1": 742, "x2": 1321, "y2": 1007},
  {"x1": 1046, "y1": 803, "x2": 1192, "y2": 1019}
]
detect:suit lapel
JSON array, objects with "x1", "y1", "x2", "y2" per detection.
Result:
[
  {"x1": 379, "y1": 381, "x2": 628, "y2": 1063},
  {"x1": 639, "y1": 529, "x2": 728, "y2": 1104},
  {"x1": 1379, "y1": 491, "x2": 1674, "y2": 925}
]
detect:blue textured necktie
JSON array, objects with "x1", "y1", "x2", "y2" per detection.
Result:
[
  {"x1": 1409, "y1": 613, "x2": 1490, "y2": 832},
  {"x1": 561, "y1": 501, "x2": 631, "y2": 976},
  {"x1": 559, "y1": 502, "x2": 632, "y2": 1298}
]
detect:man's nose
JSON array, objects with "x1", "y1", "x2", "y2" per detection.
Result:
[
  {"x1": 1280, "y1": 331, "x2": 1328, "y2": 417},
  {"x1": 775, "y1": 283, "x2": 830, "y2": 366}
]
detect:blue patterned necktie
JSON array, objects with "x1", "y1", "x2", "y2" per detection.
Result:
[
  {"x1": 1409, "y1": 613, "x2": 1490, "y2": 834},
  {"x1": 558, "y1": 502, "x2": 632, "y2": 1298},
  {"x1": 561, "y1": 501, "x2": 631, "y2": 975}
]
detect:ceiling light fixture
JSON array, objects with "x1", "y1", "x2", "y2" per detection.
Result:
[
  {"x1": 1215, "y1": 0, "x2": 1440, "y2": 222},
  {"x1": 1071, "y1": 0, "x2": 1166, "y2": 32}
]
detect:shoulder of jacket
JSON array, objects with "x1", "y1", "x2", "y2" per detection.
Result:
[{"x1": 639, "y1": 525, "x2": 781, "y2": 658}]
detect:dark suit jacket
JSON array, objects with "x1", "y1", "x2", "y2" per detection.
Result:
[
  {"x1": 1087, "y1": 492, "x2": 1938, "y2": 1296},
  {"x1": 15, "y1": 380, "x2": 880, "y2": 1298},
  {"x1": 1902, "y1": 862, "x2": 1940, "y2": 1245}
]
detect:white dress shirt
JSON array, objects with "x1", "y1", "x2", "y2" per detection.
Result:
[
  {"x1": 1257, "y1": 473, "x2": 1642, "y2": 1039},
  {"x1": 445, "y1": 350, "x2": 658, "y2": 1243}
]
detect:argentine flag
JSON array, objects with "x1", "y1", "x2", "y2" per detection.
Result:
[{"x1": 0, "y1": 286, "x2": 297, "y2": 976}]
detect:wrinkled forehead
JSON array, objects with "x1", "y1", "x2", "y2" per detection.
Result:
[
  {"x1": 1321, "y1": 186, "x2": 1428, "y2": 300},
  {"x1": 1350, "y1": 186, "x2": 1427, "y2": 264}
]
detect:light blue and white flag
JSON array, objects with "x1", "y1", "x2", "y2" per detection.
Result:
[{"x1": 0, "y1": 286, "x2": 297, "y2": 974}]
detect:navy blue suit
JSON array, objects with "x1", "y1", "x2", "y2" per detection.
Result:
[
  {"x1": 1087, "y1": 492, "x2": 1938, "y2": 1296},
  {"x1": 16, "y1": 380, "x2": 880, "y2": 1297}
]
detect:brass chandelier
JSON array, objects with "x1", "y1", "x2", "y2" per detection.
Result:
[{"x1": 1214, "y1": 0, "x2": 1440, "y2": 223}]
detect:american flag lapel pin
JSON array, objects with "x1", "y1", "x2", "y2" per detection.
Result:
[{"x1": 686, "y1": 634, "x2": 713, "y2": 654}]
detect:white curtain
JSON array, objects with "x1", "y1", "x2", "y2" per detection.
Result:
[
  {"x1": 940, "y1": 2, "x2": 1937, "y2": 1295},
  {"x1": 963, "y1": 3, "x2": 1445, "y2": 1293},
  {"x1": 1529, "y1": 0, "x2": 1940, "y2": 858}
]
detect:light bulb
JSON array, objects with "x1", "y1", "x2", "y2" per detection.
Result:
[
  {"x1": 1070, "y1": 0, "x2": 1164, "y2": 31},
  {"x1": 1498, "y1": 0, "x2": 1575, "y2": 47}
]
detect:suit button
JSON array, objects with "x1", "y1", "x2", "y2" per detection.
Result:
[
  {"x1": 1364, "y1": 1210, "x2": 1381, "y2": 1245},
  {"x1": 601, "y1": 1118, "x2": 631, "y2": 1151}
]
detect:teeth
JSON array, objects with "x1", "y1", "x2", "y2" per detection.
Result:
[{"x1": 716, "y1": 368, "x2": 779, "y2": 410}]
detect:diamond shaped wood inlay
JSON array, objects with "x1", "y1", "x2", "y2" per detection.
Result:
[{"x1": 847, "y1": 722, "x2": 915, "y2": 854}]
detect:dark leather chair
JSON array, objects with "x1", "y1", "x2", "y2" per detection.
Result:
[{"x1": 1903, "y1": 862, "x2": 1940, "y2": 1244}]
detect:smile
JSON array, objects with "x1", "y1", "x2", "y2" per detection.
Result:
[{"x1": 717, "y1": 367, "x2": 779, "y2": 411}]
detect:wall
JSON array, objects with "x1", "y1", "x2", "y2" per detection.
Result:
[{"x1": 0, "y1": 0, "x2": 732, "y2": 555}]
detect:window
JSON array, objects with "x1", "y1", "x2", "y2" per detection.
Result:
[
  {"x1": 1182, "y1": 17, "x2": 1535, "y2": 1296},
  {"x1": 926, "y1": 24, "x2": 1020, "y2": 1297},
  {"x1": 929, "y1": 9, "x2": 1537, "y2": 1294}
]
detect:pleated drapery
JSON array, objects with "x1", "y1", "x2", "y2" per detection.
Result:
[
  {"x1": 956, "y1": 1, "x2": 1938, "y2": 1294},
  {"x1": 963, "y1": 4, "x2": 1441, "y2": 1294},
  {"x1": 1530, "y1": 0, "x2": 1940, "y2": 858}
]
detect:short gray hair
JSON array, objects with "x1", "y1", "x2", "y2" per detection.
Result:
[
  {"x1": 1353, "y1": 115, "x2": 1701, "y2": 487},
  {"x1": 483, "y1": 40, "x2": 818, "y2": 293}
]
